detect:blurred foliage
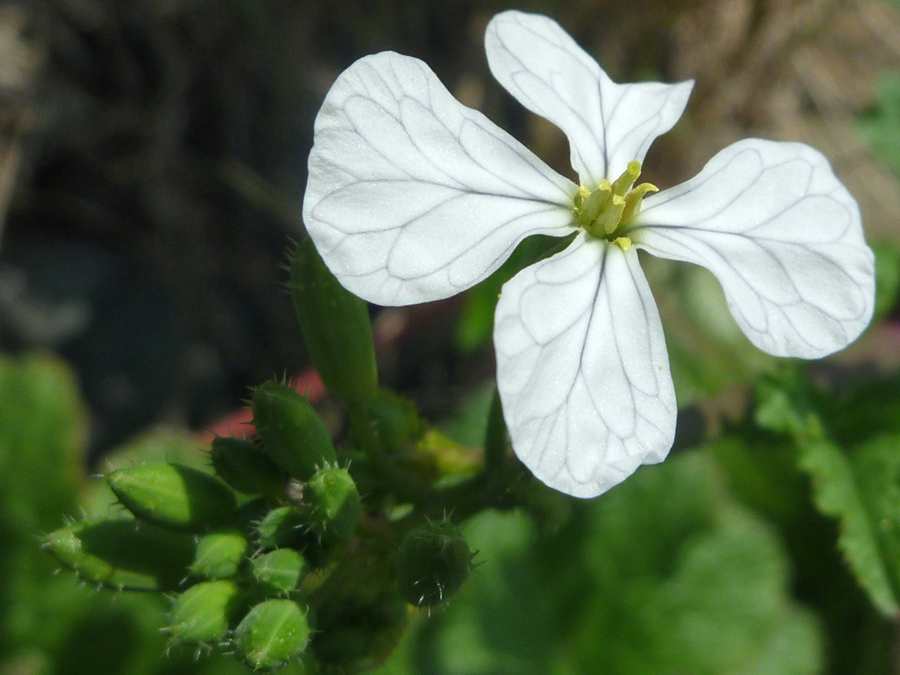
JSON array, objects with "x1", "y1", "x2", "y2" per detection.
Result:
[
  {"x1": 374, "y1": 453, "x2": 821, "y2": 675},
  {"x1": 0, "y1": 354, "x2": 272, "y2": 675},
  {"x1": 11, "y1": 348, "x2": 900, "y2": 674},
  {"x1": 858, "y1": 73, "x2": 900, "y2": 178}
]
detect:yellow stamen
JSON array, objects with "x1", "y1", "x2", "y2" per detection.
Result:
[
  {"x1": 610, "y1": 161, "x2": 642, "y2": 197},
  {"x1": 578, "y1": 180, "x2": 611, "y2": 227},
  {"x1": 613, "y1": 236, "x2": 632, "y2": 252},
  {"x1": 620, "y1": 183, "x2": 659, "y2": 225},
  {"x1": 594, "y1": 194, "x2": 625, "y2": 236},
  {"x1": 576, "y1": 161, "x2": 657, "y2": 241}
]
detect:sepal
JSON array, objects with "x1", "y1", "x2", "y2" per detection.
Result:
[
  {"x1": 250, "y1": 548, "x2": 308, "y2": 597},
  {"x1": 43, "y1": 519, "x2": 196, "y2": 591},
  {"x1": 211, "y1": 436, "x2": 286, "y2": 497},
  {"x1": 189, "y1": 529, "x2": 250, "y2": 580},
  {"x1": 396, "y1": 519, "x2": 474, "y2": 607},
  {"x1": 251, "y1": 380, "x2": 338, "y2": 481},
  {"x1": 106, "y1": 463, "x2": 237, "y2": 532},
  {"x1": 298, "y1": 465, "x2": 362, "y2": 547},
  {"x1": 233, "y1": 599, "x2": 312, "y2": 670},
  {"x1": 168, "y1": 579, "x2": 245, "y2": 645}
]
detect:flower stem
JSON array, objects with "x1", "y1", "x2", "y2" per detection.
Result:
[{"x1": 345, "y1": 401, "x2": 431, "y2": 505}]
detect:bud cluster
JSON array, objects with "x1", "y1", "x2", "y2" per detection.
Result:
[
  {"x1": 43, "y1": 378, "x2": 482, "y2": 671},
  {"x1": 43, "y1": 237, "x2": 492, "y2": 672},
  {"x1": 44, "y1": 422, "x2": 337, "y2": 671}
]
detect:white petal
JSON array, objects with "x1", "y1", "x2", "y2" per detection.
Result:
[
  {"x1": 485, "y1": 10, "x2": 693, "y2": 187},
  {"x1": 494, "y1": 233, "x2": 676, "y2": 498},
  {"x1": 302, "y1": 51, "x2": 577, "y2": 307},
  {"x1": 633, "y1": 139, "x2": 875, "y2": 359}
]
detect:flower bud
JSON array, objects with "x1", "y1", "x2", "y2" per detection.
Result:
[
  {"x1": 396, "y1": 520, "x2": 473, "y2": 607},
  {"x1": 210, "y1": 436, "x2": 285, "y2": 496},
  {"x1": 168, "y1": 580, "x2": 244, "y2": 645},
  {"x1": 106, "y1": 463, "x2": 236, "y2": 532},
  {"x1": 233, "y1": 599, "x2": 311, "y2": 670},
  {"x1": 43, "y1": 519, "x2": 195, "y2": 591},
  {"x1": 189, "y1": 529, "x2": 250, "y2": 580},
  {"x1": 250, "y1": 548, "x2": 308, "y2": 597},
  {"x1": 251, "y1": 381, "x2": 337, "y2": 481},
  {"x1": 288, "y1": 237, "x2": 377, "y2": 404},
  {"x1": 302, "y1": 465, "x2": 362, "y2": 546},
  {"x1": 255, "y1": 505, "x2": 305, "y2": 550}
]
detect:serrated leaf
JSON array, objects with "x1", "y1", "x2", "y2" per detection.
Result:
[
  {"x1": 753, "y1": 369, "x2": 822, "y2": 439},
  {"x1": 400, "y1": 452, "x2": 821, "y2": 675},
  {"x1": 576, "y1": 453, "x2": 821, "y2": 675},
  {"x1": 799, "y1": 435, "x2": 900, "y2": 618}
]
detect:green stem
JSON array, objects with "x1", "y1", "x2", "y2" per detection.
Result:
[
  {"x1": 346, "y1": 401, "x2": 432, "y2": 505},
  {"x1": 484, "y1": 389, "x2": 508, "y2": 480}
]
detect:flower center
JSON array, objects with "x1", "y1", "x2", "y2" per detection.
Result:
[{"x1": 574, "y1": 160, "x2": 658, "y2": 251}]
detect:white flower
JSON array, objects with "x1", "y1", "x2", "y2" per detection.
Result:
[{"x1": 302, "y1": 10, "x2": 875, "y2": 498}]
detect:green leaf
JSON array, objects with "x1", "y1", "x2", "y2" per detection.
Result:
[
  {"x1": 753, "y1": 370, "x2": 900, "y2": 618},
  {"x1": 799, "y1": 435, "x2": 900, "y2": 618},
  {"x1": 396, "y1": 453, "x2": 821, "y2": 675},
  {"x1": 0, "y1": 354, "x2": 87, "y2": 535},
  {"x1": 575, "y1": 453, "x2": 821, "y2": 675},
  {"x1": 706, "y1": 434, "x2": 809, "y2": 529},
  {"x1": 824, "y1": 375, "x2": 900, "y2": 447},
  {"x1": 753, "y1": 368, "x2": 822, "y2": 439},
  {"x1": 0, "y1": 355, "x2": 88, "y2": 652}
]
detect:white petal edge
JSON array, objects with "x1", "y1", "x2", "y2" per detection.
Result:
[
  {"x1": 302, "y1": 51, "x2": 578, "y2": 307},
  {"x1": 632, "y1": 138, "x2": 875, "y2": 359},
  {"x1": 494, "y1": 233, "x2": 676, "y2": 498},
  {"x1": 485, "y1": 10, "x2": 694, "y2": 188}
]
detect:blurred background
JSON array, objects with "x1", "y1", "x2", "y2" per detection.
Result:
[
  {"x1": 2, "y1": 1, "x2": 900, "y2": 674},
  {"x1": 2, "y1": 0, "x2": 899, "y2": 456}
]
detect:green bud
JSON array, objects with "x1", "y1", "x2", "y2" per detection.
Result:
[
  {"x1": 251, "y1": 548, "x2": 308, "y2": 597},
  {"x1": 190, "y1": 529, "x2": 250, "y2": 580},
  {"x1": 107, "y1": 463, "x2": 236, "y2": 532},
  {"x1": 169, "y1": 580, "x2": 244, "y2": 645},
  {"x1": 234, "y1": 599, "x2": 311, "y2": 670},
  {"x1": 255, "y1": 505, "x2": 306, "y2": 550},
  {"x1": 43, "y1": 519, "x2": 195, "y2": 591},
  {"x1": 211, "y1": 436, "x2": 285, "y2": 496},
  {"x1": 289, "y1": 237, "x2": 377, "y2": 404},
  {"x1": 301, "y1": 466, "x2": 362, "y2": 547},
  {"x1": 251, "y1": 381, "x2": 337, "y2": 481},
  {"x1": 396, "y1": 520, "x2": 474, "y2": 607}
]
